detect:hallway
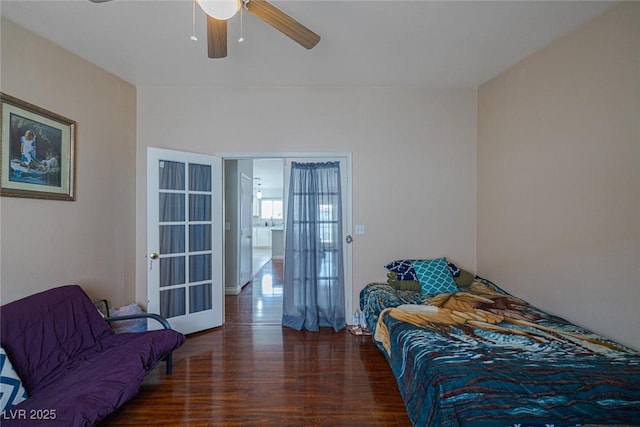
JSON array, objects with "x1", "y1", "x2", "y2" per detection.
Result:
[{"x1": 227, "y1": 259, "x2": 283, "y2": 326}]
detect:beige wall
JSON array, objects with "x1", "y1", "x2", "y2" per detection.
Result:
[
  {"x1": 478, "y1": 3, "x2": 640, "y2": 348},
  {"x1": 0, "y1": 18, "x2": 137, "y2": 307},
  {"x1": 0, "y1": 16, "x2": 477, "y2": 318},
  {"x1": 135, "y1": 87, "x2": 478, "y2": 311},
  {"x1": 4, "y1": 3, "x2": 637, "y2": 350}
]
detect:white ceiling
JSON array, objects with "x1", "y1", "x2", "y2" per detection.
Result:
[{"x1": 1, "y1": 0, "x2": 615, "y2": 89}]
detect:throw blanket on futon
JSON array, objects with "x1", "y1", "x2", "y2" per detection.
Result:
[{"x1": 373, "y1": 280, "x2": 640, "y2": 427}]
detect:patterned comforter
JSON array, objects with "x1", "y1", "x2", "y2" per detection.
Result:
[{"x1": 360, "y1": 279, "x2": 640, "y2": 427}]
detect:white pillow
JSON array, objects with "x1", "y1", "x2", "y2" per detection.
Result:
[{"x1": 1, "y1": 346, "x2": 28, "y2": 411}]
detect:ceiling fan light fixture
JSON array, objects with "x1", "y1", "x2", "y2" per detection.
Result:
[{"x1": 198, "y1": 0, "x2": 241, "y2": 21}]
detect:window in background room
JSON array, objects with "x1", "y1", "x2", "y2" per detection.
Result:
[{"x1": 260, "y1": 199, "x2": 283, "y2": 220}]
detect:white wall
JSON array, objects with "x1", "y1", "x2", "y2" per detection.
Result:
[
  {"x1": 0, "y1": 18, "x2": 137, "y2": 306},
  {"x1": 135, "y1": 87, "x2": 477, "y2": 308},
  {"x1": 478, "y1": 3, "x2": 640, "y2": 348}
]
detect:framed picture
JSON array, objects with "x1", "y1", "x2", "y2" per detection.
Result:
[{"x1": 0, "y1": 93, "x2": 76, "y2": 201}]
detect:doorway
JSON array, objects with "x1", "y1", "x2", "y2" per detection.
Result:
[
  {"x1": 252, "y1": 159, "x2": 285, "y2": 275},
  {"x1": 222, "y1": 153, "x2": 353, "y2": 326}
]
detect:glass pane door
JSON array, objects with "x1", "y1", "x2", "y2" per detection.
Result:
[{"x1": 147, "y1": 148, "x2": 222, "y2": 334}]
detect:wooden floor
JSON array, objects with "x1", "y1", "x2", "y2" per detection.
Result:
[{"x1": 101, "y1": 260, "x2": 410, "y2": 426}]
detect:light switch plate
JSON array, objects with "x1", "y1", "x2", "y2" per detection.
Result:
[{"x1": 355, "y1": 224, "x2": 366, "y2": 235}]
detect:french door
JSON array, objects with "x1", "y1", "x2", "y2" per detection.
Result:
[{"x1": 146, "y1": 147, "x2": 223, "y2": 334}]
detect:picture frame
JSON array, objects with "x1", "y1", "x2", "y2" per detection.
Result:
[{"x1": 0, "y1": 93, "x2": 76, "y2": 201}]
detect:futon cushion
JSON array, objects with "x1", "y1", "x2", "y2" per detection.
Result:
[
  {"x1": 0, "y1": 285, "x2": 114, "y2": 394},
  {"x1": 0, "y1": 285, "x2": 185, "y2": 427},
  {"x1": 8, "y1": 329, "x2": 184, "y2": 426}
]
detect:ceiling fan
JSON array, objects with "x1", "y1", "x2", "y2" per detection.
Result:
[{"x1": 89, "y1": 0, "x2": 320, "y2": 59}]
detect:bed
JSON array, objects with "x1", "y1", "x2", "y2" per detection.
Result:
[{"x1": 360, "y1": 265, "x2": 640, "y2": 427}]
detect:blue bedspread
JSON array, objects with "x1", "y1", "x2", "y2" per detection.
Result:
[{"x1": 361, "y1": 279, "x2": 640, "y2": 427}]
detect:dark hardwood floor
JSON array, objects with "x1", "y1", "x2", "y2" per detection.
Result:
[{"x1": 101, "y1": 260, "x2": 410, "y2": 426}]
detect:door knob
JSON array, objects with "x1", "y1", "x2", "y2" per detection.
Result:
[{"x1": 149, "y1": 252, "x2": 159, "y2": 260}]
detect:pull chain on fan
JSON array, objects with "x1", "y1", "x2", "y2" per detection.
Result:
[
  {"x1": 190, "y1": 0, "x2": 198, "y2": 42},
  {"x1": 238, "y1": 6, "x2": 244, "y2": 43}
]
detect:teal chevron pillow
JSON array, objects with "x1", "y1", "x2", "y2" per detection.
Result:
[
  {"x1": 412, "y1": 258, "x2": 458, "y2": 297},
  {"x1": 1, "y1": 346, "x2": 28, "y2": 412}
]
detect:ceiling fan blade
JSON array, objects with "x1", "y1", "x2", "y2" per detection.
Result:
[
  {"x1": 246, "y1": 0, "x2": 320, "y2": 50},
  {"x1": 207, "y1": 15, "x2": 228, "y2": 59}
]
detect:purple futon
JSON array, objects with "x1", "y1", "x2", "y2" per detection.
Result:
[{"x1": 0, "y1": 285, "x2": 185, "y2": 426}]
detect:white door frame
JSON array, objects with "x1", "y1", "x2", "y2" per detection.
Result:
[{"x1": 220, "y1": 152, "x2": 354, "y2": 320}]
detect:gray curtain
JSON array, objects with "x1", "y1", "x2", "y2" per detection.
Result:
[{"x1": 282, "y1": 161, "x2": 346, "y2": 332}]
